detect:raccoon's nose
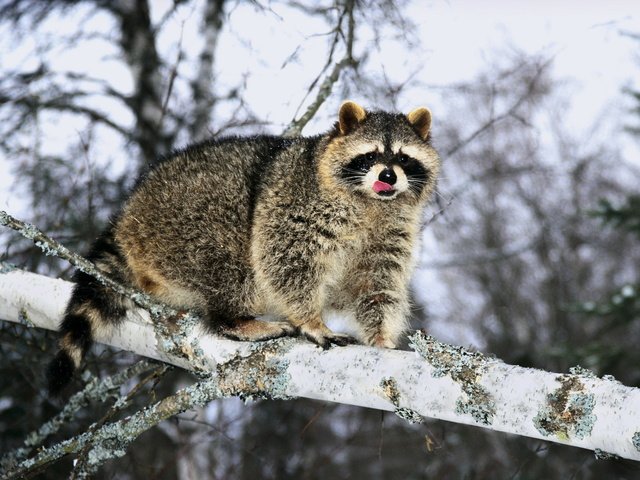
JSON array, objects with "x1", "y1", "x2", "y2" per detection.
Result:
[{"x1": 378, "y1": 168, "x2": 397, "y2": 185}]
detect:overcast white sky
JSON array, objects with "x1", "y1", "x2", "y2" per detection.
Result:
[{"x1": 422, "y1": 1, "x2": 638, "y2": 129}]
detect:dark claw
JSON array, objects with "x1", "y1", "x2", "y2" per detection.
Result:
[
  {"x1": 303, "y1": 332, "x2": 330, "y2": 349},
  {"x1": 303, "y1": 332, "x2": 359, "y2": 349},
  {"x1": 328, "y1": 334, "x2": 358, "y2": 347}
]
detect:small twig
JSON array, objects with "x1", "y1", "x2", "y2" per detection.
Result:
[
  {"x1": 421, "y1": 189, "x2": 455, "y2": 228},
  {"x1": 157, "y1": 20, "x2": 185, "y2": 130},
  {"x1": 299, "y1": 404, "x2": 327, "y2": 438},
  {"x1": 378, "y1": 410, "x2": 384, "y2": 460}
]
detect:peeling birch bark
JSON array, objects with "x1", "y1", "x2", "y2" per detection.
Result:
[{"x1": 1, "y1": 266, "x2": 639, "y2": 462}]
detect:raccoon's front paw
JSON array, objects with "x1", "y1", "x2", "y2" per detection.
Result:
[{"x1": 299, "y1": 324, "x2": 359, "y2": 349}]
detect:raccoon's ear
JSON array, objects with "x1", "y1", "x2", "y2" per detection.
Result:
[
  {"x1": 338, "y1": 101, "x2": 367, "y2": 135},
  {"x1": 407, "y1": 107, "x2": 432, "y2": 140}
]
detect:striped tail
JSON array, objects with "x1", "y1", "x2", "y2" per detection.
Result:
[{"x1": 47, "y1": 228, "x2": 130, "y2": 395}]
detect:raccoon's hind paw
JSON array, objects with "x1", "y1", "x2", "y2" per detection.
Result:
[{"x1": 219, "y1": 318, "x2": 297, "y2": 342}]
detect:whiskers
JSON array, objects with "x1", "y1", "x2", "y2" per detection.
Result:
[
  {"x1": 406, "y1": 175, "x2": 429, "y2": 195},
  {"x1": 339, "y1": 167, "x2": 366, "y2": 186}
]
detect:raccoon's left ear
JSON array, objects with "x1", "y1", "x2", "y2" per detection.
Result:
[
  {"x1": 407, "y1": 107, "x2": 432, "y2": 141},
  {"x1": 339, "y1": 101, "x2": 367, "y2": 135}
]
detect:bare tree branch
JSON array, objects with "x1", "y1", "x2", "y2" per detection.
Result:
[
  {"x1": 0, "y1": 359, "x2": 159, "y2": 472},
  {"x1": 0, "y1": 211, "x2": 173, "y2": 317},
  {"x1": 445, "y1": 58, "x2": 553, "y2": 158},
  {"x1": 190, "y1": 0, "x2": 227, "y2": 141},
  {"x1": 70, "y1": 363, "x2": 171, "y2": 479},
  {"x1": 283, "y1": 0, "x2": 357, "y2": 137}
]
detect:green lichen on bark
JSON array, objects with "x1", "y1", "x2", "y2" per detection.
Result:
[
  {"x1": 408, "y1": 330, "x2": 496, "y2": 425},
  {"x1": 380, "y1": 377, "x2": 424, "y2": 424},
  {"x1": 632, "y1": 432, "x2": 640, "y2": 452},
  {"x1": 533, "y1": 374, "x2": 596, "y2": 440},
  {"x1": 153, "y1": 310, "x2": 208, "y2": 374},
  {"x1": 216, "y1": 338, "x2": 293, "y2": 401},
  {"x1": 454, "y1": 383, "x2": 495, "y2": 426}
]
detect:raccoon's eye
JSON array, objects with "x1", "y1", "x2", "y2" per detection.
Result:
[
  {"x1": 345, "y1": 153, "x2": 377, "y2": 174},
  {"x1": 365, "y1": 151, "x2": 378, "y2": 162},
  {"x1": 397, "y1": 153, "x2": 411, "y2": 165}
]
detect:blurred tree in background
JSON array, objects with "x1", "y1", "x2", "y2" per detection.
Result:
[{"x1": 0, "y1": 1, "x2": 639, "y2": 478}]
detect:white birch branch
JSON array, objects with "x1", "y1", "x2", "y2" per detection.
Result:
[{"x1": 1, "y1": 267, "x2": 640, "y2": 461}]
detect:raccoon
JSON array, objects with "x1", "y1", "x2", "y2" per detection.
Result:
[{"x1": 47, "y1": 101, "x2": 440, "y2": 393}]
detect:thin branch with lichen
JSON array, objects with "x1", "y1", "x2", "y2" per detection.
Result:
[
  {"x1": 1, "y1": 376, "x2": 223, "y2": 480},
  {"x1": 0, "y1": 212, "x2": 208, "y2": 376},
  {"x1": 0, "y1": 213, "x2": 207, "y2": 372},
  {"x1": 2, "y1": 342, "x2": 293, "y2": 480},
  {"x1": 70, "y1": 363, "x2": 171, "y2": 479},
  {"x1": 0, "y1": 210, "x2": 177, "y2": 318},
  {"x1": 0, "y1": 210, "x2": 221, "y2": 477},
  {"x1": 0, "y1": 360, "x2": 159, "y2": 473}
]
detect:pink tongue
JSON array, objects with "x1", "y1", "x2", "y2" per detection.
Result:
[{"x1": 373, "y1": 180, "x2": 394, "y2": 193}]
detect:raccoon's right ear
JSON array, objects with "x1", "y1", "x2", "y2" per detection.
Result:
[
  {"x1": 407, "y1": 107, "x2": 432, "y2": 141},
  {"x1": 338, "y1": 101, "x2": 367, "y2": 135}
]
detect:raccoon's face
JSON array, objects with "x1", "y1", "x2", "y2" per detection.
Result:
[
  {"x1": 320, "y1": 101, "x2": 440, "y2": 202},
  {"x1": 339, "y1": 146, "x2": 429, "y2": 201}
]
